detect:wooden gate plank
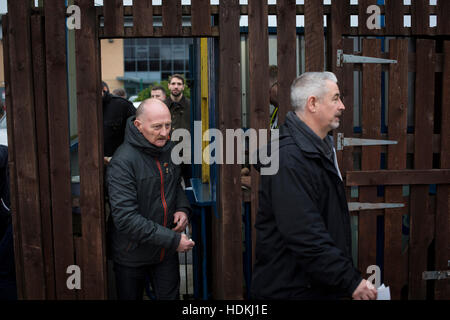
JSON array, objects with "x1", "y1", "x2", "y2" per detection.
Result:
[
  {"x1": 103, "y1": 0, "x2": 124, "y2": 38},
  {"x1": 133, "y1": 0, "x2": 153, "y2": 37},
  {"x1": 384, "y1": 39, "x2": 408, "y2": 300},
  {"x1": 44, "y1": 0, "x2": 76, "y2": 300},
  {"x1": 75, "y1": 0, "x2": 108, "y2": 299},
  {"x1": 216, "y1": 0, "x2": 243, "y2": 300},
  {"x1": 435, "y1": 41, "x2": 450, "y2": 300},
  {"x1": 162, "y1": 0, "x2": 182, "y2": 37},
  {"x1": 191, "y1": 0, "x2": 212, "y2": 36},
  {"x1": 358, "y1": 0, "x2": 382, "y2": 36},
  {"x1": 359, "y1": 39, "x2": 382, "y2": 275},
  {"x1": 438, "y1": 0, "x2": 450, "y2": 35},
  {"x1": 385, "y1": 0, "x2": 405, "y2": 35},
  {"x1": 1, "y1": 14, "x2": 25, "y2": 300},
  {"x1": 6, "y1": 1, "x2": 47, "y2": 299},
  {"x1": 276, "y1": 0, "x2": 296, "y2": 127},
  {"x1": 304, "y1": 0, "x2": 324, "y2": 71},
  {"x1": 31, "y1": 13, "x2": 56, "y2": 300},
  {"x1": 409, "y1": 39, "x2": 436, "y2": 300},
  {"x1": 338, "y1": 39, "x2": 355, "y2": 186},
  {"x1": 347, "y1": 170, "x2": 450, "y2": 186},
  {"x1": 248, "y1": 0, "x2": 269, "y2": 275},
  {"x1": 412, "y1": 0, "x2": 430, "y2": 36}
]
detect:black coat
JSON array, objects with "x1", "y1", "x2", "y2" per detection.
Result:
[
  {"x1": 0, "y1": 145, "x2": 11, "y2": 238},
  {"x1": 164, "y1": 95, "x2": 191, "y2": 133},
  {"x1": 251, "y1": 111, "x2": 362, "y2": 300},
  {"x1": 106, "y1": 117, "x2": 191, "y2": 267},
  {"x1": 103, "y1": 92, "x2": 136, "y2": 157}
]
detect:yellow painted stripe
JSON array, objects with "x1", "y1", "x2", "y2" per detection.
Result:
[{"x1": 200, "y1": 38, "x2": 210, "y2": 183}]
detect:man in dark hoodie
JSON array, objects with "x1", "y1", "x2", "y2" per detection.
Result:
[
  {"x1": 102, "y1": 81, "x2": 136, "y2": 165},
  {"x1": 251, "y1": 72, "x2": 377, "y2": 300},
  {"x1": 106, "y1": 99, "x2": 195, "y2": 300}
]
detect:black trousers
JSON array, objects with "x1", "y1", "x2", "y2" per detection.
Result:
[{"x1": 114, "y1": 253, "x2": 180, "y2": 300}]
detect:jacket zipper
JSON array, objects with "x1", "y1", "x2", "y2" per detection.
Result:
[{"x1": 156, "y1": 160, "x2": 168, "y2": 261}]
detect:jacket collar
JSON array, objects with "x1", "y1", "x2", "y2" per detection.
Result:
[
  {"x1": 284, "y1": 111, "x2": 341, "y2": 179},
  {"x1": 285, "y1": 111, "x2": 331, "y2": 157}
]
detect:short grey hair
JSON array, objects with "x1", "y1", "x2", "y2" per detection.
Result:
[{"x1": 290, "y1": 72, "x2": 338, "y2": 113}]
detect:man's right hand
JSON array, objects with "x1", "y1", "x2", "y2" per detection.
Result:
[
  {"x1": 176, "y1": 233, "x2": 195, "y2": 253},
  {"x1": 352, "y1": 279, "x2": 378, "y2": 300}
]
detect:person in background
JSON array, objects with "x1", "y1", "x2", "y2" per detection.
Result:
[
  {"x1": 164, "y1": 74, "x2": 192, "y2": 187},
  {"x1": 102, "y1": 81, "x2": 136, "y2": 165},
  {"x1": 0, "y1": 145, "x2": 17, "y2": 300},
  {"x1": 112, "y1": 88, "x2": 127, "y2": 99},
  {"x1": 150, "y1": 85, "x2": 167, "y2": 102}
]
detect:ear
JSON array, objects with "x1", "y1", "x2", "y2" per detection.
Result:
[
  {"x1": 306, "y1": 96, "x2": 317, "y2": 113},
  {"x1": 134, "y1": 119, "x2": 142, "y2": 132}
]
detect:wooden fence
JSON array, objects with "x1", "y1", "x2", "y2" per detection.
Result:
[{"x1": 3, "y1": 0, "x2": 449, "y2": 300}]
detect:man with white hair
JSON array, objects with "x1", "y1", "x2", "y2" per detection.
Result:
[
  {"x1": 106, "y1": 99, "x2": 195, "y2": 300},
  {"x1": 251, "y1": 72, "x2": 377, "y2": 300}
]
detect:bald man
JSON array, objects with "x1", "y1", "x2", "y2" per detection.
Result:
[{"x1": 106, "y1": 99, "x2": 194, "y2": 300}]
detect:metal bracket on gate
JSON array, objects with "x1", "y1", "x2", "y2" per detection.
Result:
[
  {"x1": 337, "y1": 50, "x2": 398, "y2": 67},
  {"x1": 423, "y1": 271, "x2": 450, "y2": 280},
  {"x1": 423, "y1": 261, "x2": 450, "y2": 280},
  {"x1": 347, "y1": 202, "x2": 404, "y2": 212},
  {"x1": 336, "y1": 133, "x2": 398, "y2": 151}
]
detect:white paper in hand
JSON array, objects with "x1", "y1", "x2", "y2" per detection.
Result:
[{"x1": 376, "y1": 284, "x2": 391, "y2": 300}]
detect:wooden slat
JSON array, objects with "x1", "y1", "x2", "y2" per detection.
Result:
[
  {"x1": 215, "y1": 0, "x2": 243, "y2": 300},
  {"x1": 346, "y1": 170, "x2": 450, "y2": 186},
  {"x1": 435, "y1": 41, "x2": 450, "y2": 300},
  {"x1": 75, "y1": 0, "x2": 108, "y2": 300},
  {"x1": 103, "y1": 0, "x2": 124, "y2": 38},
  {"x1": 2, "y1": 14, "x2": 25, "y2": 300},
  {"x1": 438, "y1": 0, "x2": 450, "y2": 35},
  {"x1": 6, "y1": 1, "x2": 47, "y2": 299},
  {"x1": 276, "y1": 0, "x2": 296, "y2": 125},
  {"x1": 44, "y1": 0, "x2": 76, "y2": 300},
  {"x1": 385, "y1": 0, "x2": 405, "y2": 35},
  {"x1": 409, "y1": 39, "x2": 436, "y2": 300},
  {"x1": 411, "y1": 0, "x2": 430, "y2": 36},
  {"x1": 132, "y1": 0, "x2": 153, "y2": 37},
  {"x1": 358, "y1": 0, "x2": 382, "y2": 36},
  {"x1": 384, "y1": 39, "x2": 409, "y2": 300},
  {"x1": 31, "y1": 13, "x2": 56, "y2": 300},
  {"x1": 328, "y1": 0, "x2": 348, "y2": 74},
  {"x1": 358, "y1": 39, "x2": 382, "y2": 275},
  {"x1": 304, "y1": 0, "x2": 324, "y2": 71},
  {"x1": 162, "y1": 0, "x2": 182, "y2": 37},
  {"x1": 248, "y1": 0, "x2": 269, "y2": 276},
  {"x1": 339, "y1": 39, "x2": 355, "y2": 182},
  {"x1": 191, "y1": 0, "x2": 212, "y2": 36}
]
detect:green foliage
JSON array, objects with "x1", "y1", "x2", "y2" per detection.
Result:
[{"x1": 135, "y1": 79, "x2": 191, "y2": 102}]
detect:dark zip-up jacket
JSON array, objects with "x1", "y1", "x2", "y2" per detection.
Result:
[
  {"x1": 251, "y1": 111, "x2": 362, "y2": 300},
  {"x1": 164, "y1": 95, "x2": 191, "y2": 133},
  {"x1": 103, "y1": 92, "x2": 136, "y2": 157},
  {"x1": 106, "y1": 117, "x2": 191, "y2": 267}
]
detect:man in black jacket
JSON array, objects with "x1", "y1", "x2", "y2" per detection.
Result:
[
  {"x1": 251, "y1": 72, "x2": 377, "y2": 300},
  {"x1": 164, "y1": 74, "x2": 192, "y2": 187},
  {"x1": 106, "y1": 99, "x2": 195, "y2": 300},
  {"x1": 102, "y1": 81, "x2": 136, "y2": 164}
]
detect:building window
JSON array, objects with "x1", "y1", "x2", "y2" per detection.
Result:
[{"x1": 124, "y1": 38, "x2": 193, "y2": 80}]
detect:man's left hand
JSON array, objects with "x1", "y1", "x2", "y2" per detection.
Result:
[{"x1": 172, "y1": 211, "x2": 188, "y2": 233}]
